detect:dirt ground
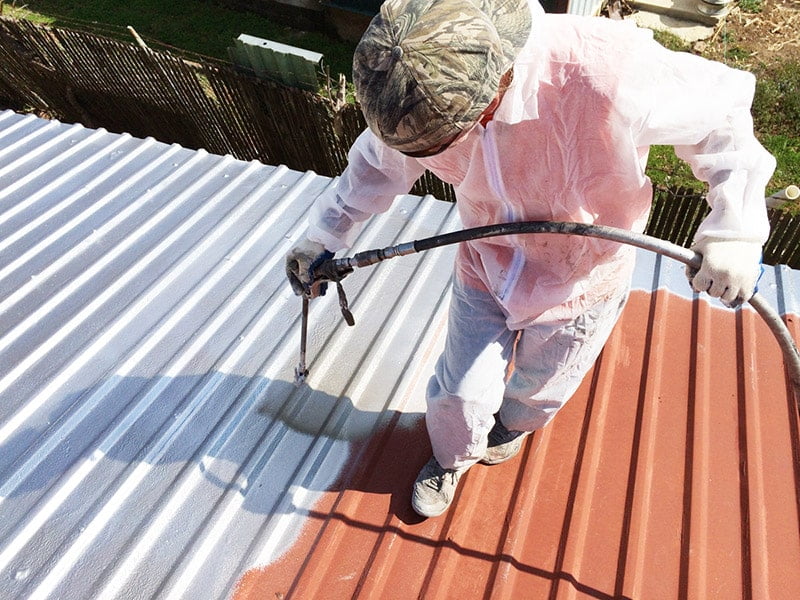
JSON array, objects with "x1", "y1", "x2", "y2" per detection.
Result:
[{"x1": 699, "y1": 0, "x2": 800, "y2": 67}]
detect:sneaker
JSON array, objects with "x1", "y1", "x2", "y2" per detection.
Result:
[
  {"x1": 480, "y1": 416, "x2": 529, "y2": 465},
  {"x1": 411, "y1": 456, "x2": 466, "y2": 518}
]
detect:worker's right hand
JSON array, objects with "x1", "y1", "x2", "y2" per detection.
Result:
[{"x1": 285, "y1": 238, "x2": 333, "y2": 298}]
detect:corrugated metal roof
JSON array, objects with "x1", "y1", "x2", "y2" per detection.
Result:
[{"x1": 1, "y1": 110, "x2": 798, "y2": 600}]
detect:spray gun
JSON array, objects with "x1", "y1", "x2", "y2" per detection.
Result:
[{"x1": 293, "y1": 260, "x2": 355, "y2": 385}]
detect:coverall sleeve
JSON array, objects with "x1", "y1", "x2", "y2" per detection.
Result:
[
  {"x1": 307, "y1": 129, "x2": 427, "y2": 251},
  {"x1": 621, "y1": 27, "x2": 776, "y2": 244}
]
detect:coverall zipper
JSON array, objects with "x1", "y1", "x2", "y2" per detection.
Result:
[{"x1": 483, "y1": 126, "x2": 525, "y2": 302}]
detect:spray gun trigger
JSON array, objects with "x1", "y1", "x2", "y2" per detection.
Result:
[{"x1": 336, "y1": 281, "x2": 355, "y2": 326}]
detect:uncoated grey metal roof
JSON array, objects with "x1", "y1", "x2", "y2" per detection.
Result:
[{"x1": 0, "y1": 109, "x2": 458, "y2": 599}]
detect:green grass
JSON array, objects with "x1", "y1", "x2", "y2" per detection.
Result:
[
  {"x1": 645, "y1": 146, "x2": 697, "y2": 190},
  {"x1": 755, "y1": 58, "x2": 800, "y2": 196},
  {"x1": 763, "y1": 134, "x2": 800, "y2": 192},
  {"x1": 651, "y1": 29, "x2": 691, "y2": 53},
  {"x1": 715, "y1": 32, "x2": 755, "y2": 65},
  {"x1": 754, "y1": 60, "x2": 800, "y2": 138},
  {"x1": 737, "y1": 0, "x2": 764, "y2": 14},
  {"x1": 6, "y1": 0, "x2": 357, "y2": 78}
]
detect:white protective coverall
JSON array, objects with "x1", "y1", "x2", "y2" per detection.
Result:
[{"x1": 305, "y1": 2, "x2": 776, "y2": 469}]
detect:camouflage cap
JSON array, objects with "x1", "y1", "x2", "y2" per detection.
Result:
[{"x1": 353, "y1": 0, "x2": 532, "y2": 156}]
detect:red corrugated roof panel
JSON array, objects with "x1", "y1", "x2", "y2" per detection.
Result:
[{"x1": 234, "y1": 272, "x2": 800, "y2": 599}]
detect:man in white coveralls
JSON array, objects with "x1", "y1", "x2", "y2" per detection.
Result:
[{"x1": 285, "y1": 0, "x2": 775, "y2": 517}]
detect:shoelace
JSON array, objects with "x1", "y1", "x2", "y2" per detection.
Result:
[{"x1": 422, "y1": 462, "x2": 459, "y2": 491}]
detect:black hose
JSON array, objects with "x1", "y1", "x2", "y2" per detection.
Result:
[{"x1": 321, "y1": 220, "x2": 800, "y2": 403}]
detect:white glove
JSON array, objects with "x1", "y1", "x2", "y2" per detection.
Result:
[
  {"x1": 687, "y1": 238, "x2": 762, "y2": 307},
  {"x1": 285, "y1": 238, "x2": 332, "y2": 297}
]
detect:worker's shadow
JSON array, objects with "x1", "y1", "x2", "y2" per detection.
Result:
[
  {"x1": 252, "y1": 376, "x2": 433, "y2": 525},
  {"x1": 1, "y1": 373, "x2": 430, "y2": 525}
]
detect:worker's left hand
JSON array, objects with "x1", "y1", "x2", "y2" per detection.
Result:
[
  {"x1": 285, "y1": 238, "x2": 334, "y2": 298},
  {"x1": 687, "y1": 238, "x2": 763, "y2": 307}
]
